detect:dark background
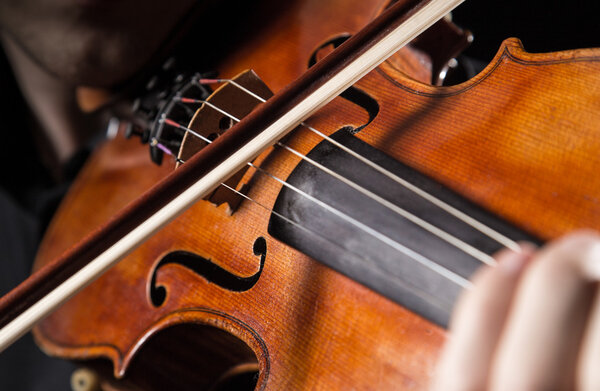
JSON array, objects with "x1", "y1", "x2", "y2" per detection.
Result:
[
  {"x1": 0, "y1": 0, "x2": 599, "y2": 389},
  {"x1": 453, "y1": 0, "x2": 600, "y2": 61}
]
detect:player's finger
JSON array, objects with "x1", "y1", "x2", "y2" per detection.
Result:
[
  {"x1": 431, "y1": 245, "x2": 534, "y2": 391},
  {"x1": 490, "y1": 231, "x2": 600, "y2": 390}
]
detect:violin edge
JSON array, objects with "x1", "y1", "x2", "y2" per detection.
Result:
[{"x1": 378, "y1": 37, "x2": 600, "y2": 96}]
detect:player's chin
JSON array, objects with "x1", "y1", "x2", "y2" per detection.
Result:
[
  {"x1": 57, "y1": 52, "x2": 150, "y2": 88},
  {"x1": 44, "y1": 33, "x2": 158, "y2": 88}
]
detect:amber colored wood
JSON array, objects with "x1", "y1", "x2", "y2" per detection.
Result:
[
  {"x1": 0, "y1": 0, "x2": 439, "y2": 337},
  {"x1": 27, "y1": 1, "x2": 600, "y2": 390}
]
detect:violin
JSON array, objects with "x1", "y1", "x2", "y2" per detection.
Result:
[{"x1": 2, "y1": 0, "x2": 600, "y2": 389}]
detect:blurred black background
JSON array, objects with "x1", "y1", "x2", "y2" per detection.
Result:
[{"x1": 453, "y1": 0, "x2": 600, "y2": 61}]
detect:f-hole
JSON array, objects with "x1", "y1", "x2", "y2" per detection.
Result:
[{"x1": 149, "y1": 237, "x2": 268, "y2": 307}]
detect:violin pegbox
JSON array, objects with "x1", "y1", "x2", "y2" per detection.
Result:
[{"x1": 176, "y1": 70, "x2": 274, "y2": 213}]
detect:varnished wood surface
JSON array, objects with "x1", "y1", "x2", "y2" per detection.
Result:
[
  {"x1": 31, "y1": 0, "x2": 600, "y2": 389},
  {"x1": 370, "y1": 38, "x2": 600, "y2": 239},
  {"x1": 0, "y1": 0, "x2": 439, "y2": 336}
]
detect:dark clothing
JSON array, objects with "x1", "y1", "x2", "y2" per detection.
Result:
[
  {"x1": 0, "y1": 190, "x2": 75, "y2": 390},
  {"x1": 0, "y1": 49, "x2": 75, "y2": 390}
]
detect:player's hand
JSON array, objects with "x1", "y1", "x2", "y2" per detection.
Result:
[{"x1": 431, "y1": 231, "x2": 600, "y2": 390}]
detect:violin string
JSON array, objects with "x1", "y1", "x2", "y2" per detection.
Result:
[
  {"x1": 276, "y1": 143, "x2": 493, "y2": 263},
  {"x1": 218, "y1": 182, "x2": 459, "y2": 311},
  {"x1": 249, "y1": 161, "x2": 472, "y2": 288},
  {"x1": 200, "y1": 78, "x2": 521, "y2": 254},
  {"x1": 173, "y1": 96, "x2": 495, "y2": 266},
  {"x1": 154, "y1": 136, "x2": 464, "y2": 310},
  {"x1": 152, "y1": 138, "x2": 185, "y2": 164},
  {"x1": 155, "y1": 121, "x2": 472, "y2": 289}
]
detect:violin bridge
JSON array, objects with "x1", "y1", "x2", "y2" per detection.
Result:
[{"x1": 176, "y1": 70, "x2": 273, "y2": 213}]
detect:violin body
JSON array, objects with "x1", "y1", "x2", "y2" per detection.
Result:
[{"x1": 32, "y1": 0, "x2": 600, "y2": 389}]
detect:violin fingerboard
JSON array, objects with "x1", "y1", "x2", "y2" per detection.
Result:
[{"x1": 268, "y1": 129, "x2": 538, "y2": 327}]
